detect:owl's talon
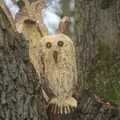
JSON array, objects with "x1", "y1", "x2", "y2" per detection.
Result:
[
  {"x1": 60, "y1": 106, "x2": 63, "y2": 114},
  {"x1": 67, "y1": 106, "x2": 71, "y2": 114},
  {"x1": 58, "y1": 106, "x2": 60, "y2": 114},
  {"x1": 64, "y1": 107, "x2": 67, "y2": 114},
  {"x1": 54, "y1": 104, "x2": 58, "y2": 114},
  {"x1": 51, "y1": 104, "x2": 55, "y2": 113},
  {"x1": 69, "y1": 106, "x2": 74, "y2": 112},
  {"x1": 56, "y1": 105, "x2": 59, "y2": 114},
  {"x1": 53, "y1": 104, "x2": 55, "y2": 114}
]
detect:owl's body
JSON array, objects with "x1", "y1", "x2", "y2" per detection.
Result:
[{"x1": 36, "y1": 33, "x2": 77, "y2": 114}]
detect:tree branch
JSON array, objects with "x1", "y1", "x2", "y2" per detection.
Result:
[{"x1": 0, "y1": 0, "x2": 16, "y2": 31}]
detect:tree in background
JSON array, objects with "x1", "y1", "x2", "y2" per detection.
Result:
[{"x1": 75, "y1": 0, "x2": 120, "y2": 104}]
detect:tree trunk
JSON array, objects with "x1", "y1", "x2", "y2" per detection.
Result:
[
  {"x1": 75, "y1": 0, "x2": 120, "y2": 103},
  {"x1": 0, "y1": 1, "x2": 120, "y2": 120},
  {"x1": 0, "y1": 9, "x2": 47, "y2": 120}
]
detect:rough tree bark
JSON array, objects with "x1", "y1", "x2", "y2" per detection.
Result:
[
  {"x1": 75, "y1": 0, "x2": 120, "y2": 103},
  {"x1": 0, "y1": 1, "x2": 120, "y2": 120},
  {"x1": 0, "y1": 9, "x2": 47, "y2": 120}
]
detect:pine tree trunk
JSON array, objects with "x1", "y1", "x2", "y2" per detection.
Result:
[{"x1": 0, "y1": 2, "x2": 120, "y2": 120}]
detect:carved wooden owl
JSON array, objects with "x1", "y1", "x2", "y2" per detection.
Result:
[{"x1": 36, "y1": 33, "x2": 77, "y2": 114}]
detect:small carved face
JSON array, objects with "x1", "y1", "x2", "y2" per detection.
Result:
[{"x1": 45, "y1": 40, "x2": 64, "y2": 63}]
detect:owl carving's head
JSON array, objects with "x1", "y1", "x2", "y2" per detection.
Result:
[
  {"x1": 38, "y1": 33, "x2": 74, "y2": 64},
  {"x1": 45, "y1": 37, "x2": 64, "y2": 63}
]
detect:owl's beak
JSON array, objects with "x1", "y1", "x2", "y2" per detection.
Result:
[{"x1": 53, "y1": 51, "x2": 58, "y2": 63}]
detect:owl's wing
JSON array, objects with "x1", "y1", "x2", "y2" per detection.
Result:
[
  {"x1": 36, "y1": 40, "x2": 55, "y2": 102},
  {"x1": 36, "y1": 42, "x2": 45, "y2": 77},
  {"x1": 35, "y1": 41, "x2": 49, "y2": 102},
  {"x1": 65, "y1": 39, "x2": 77, "y2": 88}
]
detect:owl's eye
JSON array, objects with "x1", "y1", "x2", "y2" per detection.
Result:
[
  {"x1": 57, "y1": 41, "x2": 64, "y2": 47},
  {"x1": 46, "y1": 42, "x2": 52, "y2": 48}
]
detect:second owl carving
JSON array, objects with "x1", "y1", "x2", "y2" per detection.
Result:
[{"x1": 36, "y1": 33, "x2": 77, "y2": 114}]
